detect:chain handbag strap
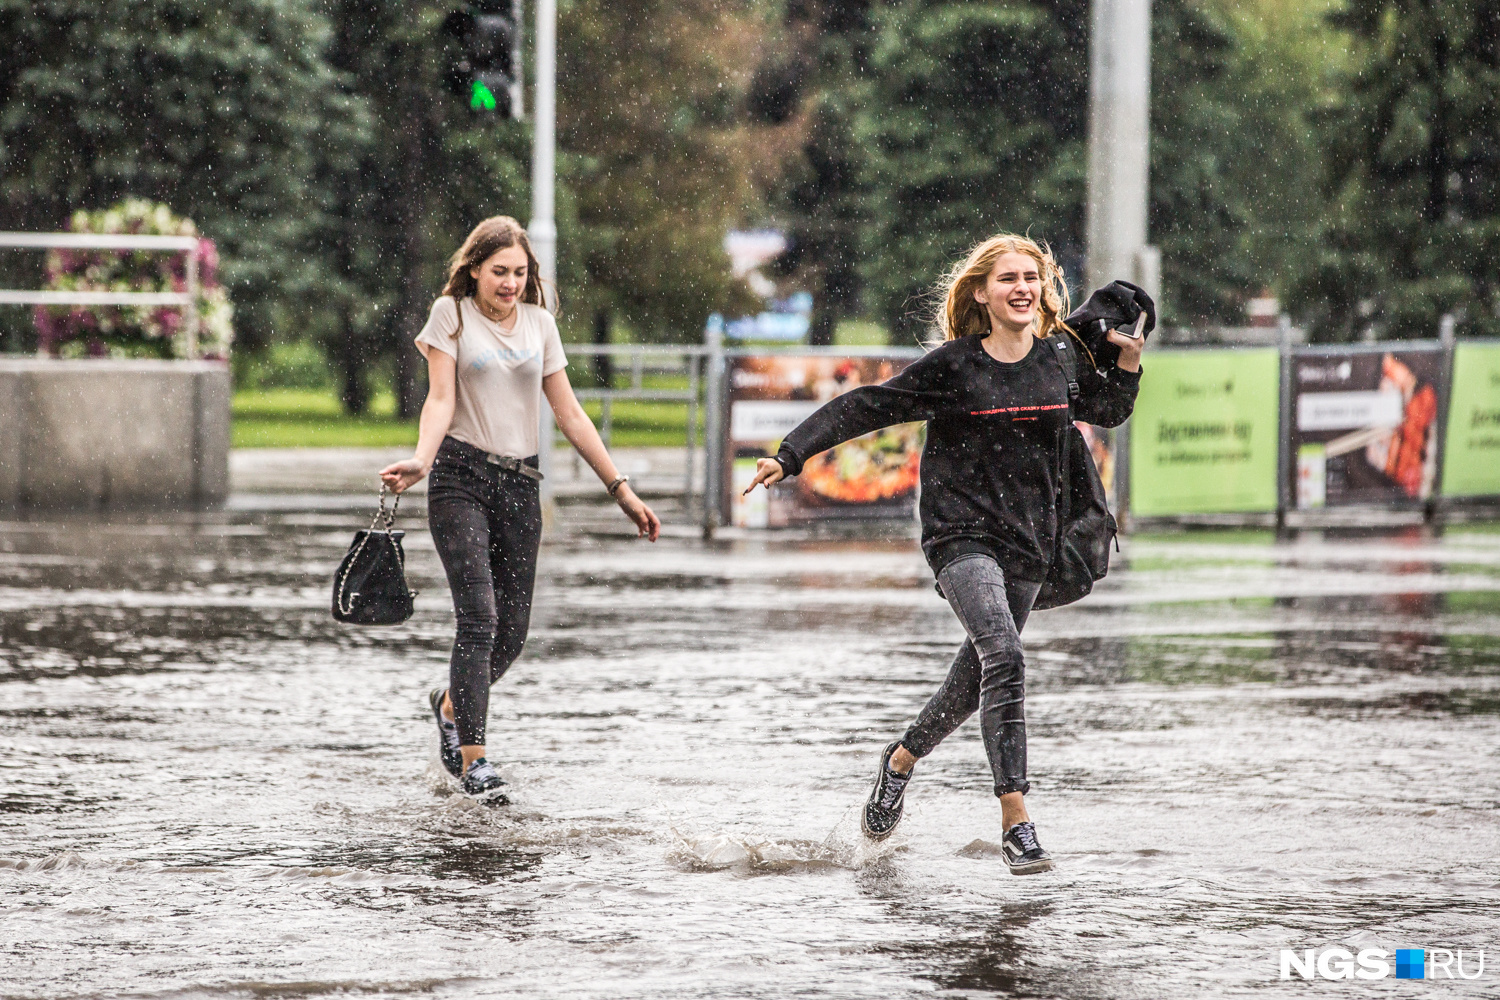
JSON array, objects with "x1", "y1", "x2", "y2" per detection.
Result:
[
  {"x1": 374, "y1": 482, "x2": 400, "y2": 532},
  {"x1": 336, "y1": 484, "x2": 406, "y2": 617}
]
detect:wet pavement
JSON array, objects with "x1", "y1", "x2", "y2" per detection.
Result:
[{"x1": 1, "y1": 500, "x2": 1498, "y2": 999}]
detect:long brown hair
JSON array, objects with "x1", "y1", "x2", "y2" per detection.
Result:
[
  {"x1": 935, "y1": 233, "x2": 1072, "y2": 343},
  {"x1": 441, "y1": 216, "x2": 545, "y2": 333}
]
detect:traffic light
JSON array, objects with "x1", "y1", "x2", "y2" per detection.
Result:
[{"x1": 443, "y1": 1, "x2": 521, "y2": 117}]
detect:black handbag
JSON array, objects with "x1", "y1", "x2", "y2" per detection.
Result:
[
  {"x1": 332, "y1": 486, "x2": 416, "y2": 625},
  {"x1": 1033, "y1": 333, "x2": 1119, "y2": 610}
]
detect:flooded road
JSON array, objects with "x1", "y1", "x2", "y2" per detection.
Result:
[{"x1": 2, "y1": 504, "x2": 1498, "y2": 998}]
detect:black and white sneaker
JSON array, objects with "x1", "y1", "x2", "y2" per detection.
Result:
[
  {"x1": 1001, "y1": 821, "x2": 1054, "y2": 875},
  {"x1": 461, "y1": 758, "x2": 509, "y2": 804},
  {"x1": 861, "y1": 741, "x2": 913, "y2": 840},
  {"x1": 428, "y1": 688, "x2": 463, "y2": 779}
]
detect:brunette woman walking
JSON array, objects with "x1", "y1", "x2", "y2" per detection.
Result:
[
  {"x1": 381, "y1": 216, "x2": 660, "y2": 802},
  {"x1": 745, "y1": 234, "x2": 1145, "y2": 872}
]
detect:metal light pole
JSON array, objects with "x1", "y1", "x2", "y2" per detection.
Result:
[
  {"x1": 531, "y1": 0, "x2": 558, "y2": 506},
  {"x1": 1085, "y1": 0, "x2": 1154, "y2": 299},
  {"x1": 529, "y1": 0, "x2": 556, "y2": 293}
]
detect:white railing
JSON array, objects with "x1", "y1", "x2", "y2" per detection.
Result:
[
  {"x1": 542, "y1": 342, "x2": 711, "y2": 512},
  {"x1": 0, "y1": 232, "x2": 202, "y2": 357}
]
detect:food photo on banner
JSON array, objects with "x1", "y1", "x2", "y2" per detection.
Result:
[
  {"x1": 1291, "y1": 348, "x2": 1447, "y2": 509},
  {"x1": 724, "y1": 356, "x2": 923, "y2": 527},
  {"x1": 1077, "y1": 423, "x2": 1115, "y2": 497}
]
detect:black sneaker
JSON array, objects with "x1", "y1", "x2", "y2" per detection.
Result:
[
  {"x1": 461, "y1": 758, "x2": 509, "y2": 804},
  {"x1": 428, "y1": 688, "x2": 463, "y2": 778},
  {"x1": 1001, "y1": 821, "x2": 1054, "y2": 875},
  {"x1": 861, "y1": 741, "x2": 913, "y2": 840}
]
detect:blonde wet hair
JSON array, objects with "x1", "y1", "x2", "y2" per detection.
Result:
[{"x1": 935, "y1": 233, "x2": 1072, "y2": 343}]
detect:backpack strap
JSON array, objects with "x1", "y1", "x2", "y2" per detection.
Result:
[{"x1": 1052, "y1": 333, "x2": 1081, "y2": 419}]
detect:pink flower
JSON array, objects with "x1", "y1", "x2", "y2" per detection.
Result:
[{"x1": 198, "y1": 239, "x2": 220, "y2": 285}]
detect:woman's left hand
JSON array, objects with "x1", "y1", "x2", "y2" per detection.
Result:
[
  {"x1": 614, "y1": 485, "x2": 661, "y2": 542},
  {"x1": 1106, "y1": 326, "x2": 1146, "y2": 372}
]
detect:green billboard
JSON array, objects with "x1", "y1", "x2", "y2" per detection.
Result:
[
  {"x1": 1129, "y1": 348, "x2": 1281, "y2": 515},
  {"x1": 1441, "y1": 342, "x2": 1500, "y2": 498}
]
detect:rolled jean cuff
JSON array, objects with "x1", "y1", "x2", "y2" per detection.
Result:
[{"x1": 994, "y1": 779, "x2": 1031, "y2": 797}]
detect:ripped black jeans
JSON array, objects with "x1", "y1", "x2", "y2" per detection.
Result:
[
  {"x1": 426, "y1": 437, "x2": 542, "y2": 747},
  {"x1": 900, "y1": 553, "x2": 1042, "y2": 797}
]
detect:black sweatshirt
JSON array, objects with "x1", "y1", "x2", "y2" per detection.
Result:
[{"x1": 776, "y1": 334, "x2": 1141, "y2": 582}]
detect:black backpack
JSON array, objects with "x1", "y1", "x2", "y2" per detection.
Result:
[{"x1": 1032, "y1": 333, "x2": 1118, "y2": 610}]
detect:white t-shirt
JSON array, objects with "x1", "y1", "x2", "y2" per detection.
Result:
[{"x1": 414, "y1": 297, "x2": 568, "y2": 459}]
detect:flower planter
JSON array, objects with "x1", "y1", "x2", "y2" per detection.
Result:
[{"x1": 0, "y1": 359, "x2": 229, "y2": 509}]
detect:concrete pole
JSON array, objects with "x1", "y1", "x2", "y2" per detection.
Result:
[
  {"x1": 1087, "y1": 0, "x2": 1152, "y2": 530},
  {"x1": 531, "y1": 0, "x2": 557, "y2": 505},
  {"x1": 701, "y1": 320, "x2": 725, "y2": 539},
  {"x1": 1085, "y1": 0, "x2": 1152, "y2": 295}
]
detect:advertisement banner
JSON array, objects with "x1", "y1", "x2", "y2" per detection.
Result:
[
  {"x1": 725, "y1": 355, "x2": 922, "y2": 526},
  {"x1": 1079, "y1": 423, "x2": 1116, "y2": 497},
  {"x1": 1440, "y1": 342, "x2": 1500, "y2": 498},
  {"x1": 1129, "y1": 348, "x2": 1280, "y2": 515},
  {"x1": 1289, "y1": 347, "x2": 1446, "y2": 508}
]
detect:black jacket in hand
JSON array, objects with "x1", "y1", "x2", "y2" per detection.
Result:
[
  {"x1": 1064, "y1": 280, "x2": 1155, "y2": 371},
  {"x1": 776, "y1": 333, "x2": 1140, "y2": 582}
]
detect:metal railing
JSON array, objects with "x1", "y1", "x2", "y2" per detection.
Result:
[
  {"x1": 541, "y1": 336, "x2": 931, "y2": 530},
  {"x1": 542, "y1": 343, "x2": 712, "y2": 511},
  {"x1": 0, "y1": 232, "x2": 203, "y2": 357}
]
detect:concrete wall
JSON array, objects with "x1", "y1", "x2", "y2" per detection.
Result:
[{"x1": 0, "y1": 359, "x2": 230, "y2": 509}]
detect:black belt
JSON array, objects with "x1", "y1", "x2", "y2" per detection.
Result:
[{"x1": 484, "y1": 452, "x2": 545, "y2": 481}]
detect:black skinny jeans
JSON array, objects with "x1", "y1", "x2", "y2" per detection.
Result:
[
  {"x1": 900, "y1": 554, "x2": 1042, "y2": 797},
  {"x1": 427, "y1": 437, "x2": 542, "y2": 747}
]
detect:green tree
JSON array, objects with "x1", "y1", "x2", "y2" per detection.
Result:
[
  {"x1": 784, "y1": 0, "x2": 1346, "y2": 333},
  {"x1": 0, "y1": 0, "x2": 361, "y2": 351},
  {"x1": 557, "y1": 0, "x2": 784, "y2": 344},
  {"x1": 1151, "y1": 0, "x2": 1349, "y2": 325},
  {"x1": 322, "y1": 1, "x2": 530, "y2": 415},
  {"x1": 852, "y1": 0, "x2": 1090, "y2": 343},
  {"x1": 747, "y1": 1, "x2": 873, "y2": 346},
  {"x1": 1148, "y1": 0, "x2": 1245, "y2": 323},
  {"x1": 1292, "y1": 0, "x2": 1500, "y2": 340}
]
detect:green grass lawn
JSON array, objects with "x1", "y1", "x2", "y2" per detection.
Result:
[
  {"x1": 232, "y1": 331, "x2": 903, "y2": 449},
  {"x1": 232, "y1": 387, "x2": 700, "y2": 449},
  {"x1": 233, "y1": 389, "x2": 418, "y2": 448}
]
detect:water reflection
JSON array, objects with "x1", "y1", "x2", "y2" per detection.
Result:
[{"x1": 1, "y1": 510, "x2": 1498, "y2": 998}]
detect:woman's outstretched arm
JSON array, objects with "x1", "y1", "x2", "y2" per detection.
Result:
[
  {"x1": 380, "y1": 347, "x2": 456, "y2": 493},
  {"x1": 746, "y1": 356, "x2": 952, "y2": 493},
  {"x1": 543, "y1": 369, "x2": 661, "y2": 541}
]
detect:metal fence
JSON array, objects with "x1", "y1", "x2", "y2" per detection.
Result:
[
  {"x1": 542, "y1": 337, "x2": 933, "y2": 533},
  {"x1": 555, "y1": 325, "x2": 1491, "y2": 536},
  {"x1": 0, "y1": 232, "x2": 204, "y2": 357},
  {"x1": 541, "y1": 343, "x2": 712, "y2": 513}
]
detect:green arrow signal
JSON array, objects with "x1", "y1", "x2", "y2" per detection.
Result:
[{"x1": 470, "y1": 79, "x2": 497, "y2": 111}]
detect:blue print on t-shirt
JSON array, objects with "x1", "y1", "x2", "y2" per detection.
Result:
[{"x1": 470, "y1": 345, "x2": 538, "y2": 371}]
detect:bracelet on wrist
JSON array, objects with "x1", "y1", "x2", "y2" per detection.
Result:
[{"x1": 607, "y1": 474, "x2": 629, "y2": 497}]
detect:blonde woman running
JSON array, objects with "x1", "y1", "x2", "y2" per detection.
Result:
[
  {"x1": 381, "y1": 216, "x2": 660, "y2": 803},
  {"x1": 745, "y1": 234, "x2": 1145, "y2": 872}
]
